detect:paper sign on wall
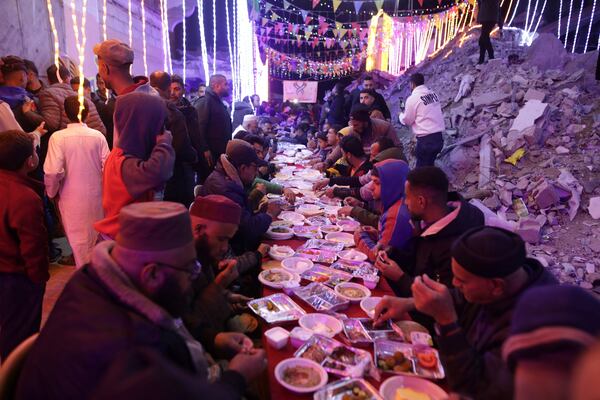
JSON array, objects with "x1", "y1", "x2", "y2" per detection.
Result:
[{"x1": 283, "y1": 80, "x2": 318, "y2": 103}]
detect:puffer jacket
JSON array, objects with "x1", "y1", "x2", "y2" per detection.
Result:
[{"x1": 231, "y1": 101, "x2": 254, "y2": 129}]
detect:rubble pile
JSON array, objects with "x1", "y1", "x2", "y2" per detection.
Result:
[{"x1": 385, "y1": 28, "x2": 600, "y2": 291}]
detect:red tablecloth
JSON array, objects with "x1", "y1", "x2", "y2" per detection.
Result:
[{"x1": 260, "y1": 237, "x2": 395, "y2": 399}]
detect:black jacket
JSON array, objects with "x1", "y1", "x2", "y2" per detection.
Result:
[
  {"x1": 388, "y1": 193, "x2": 485, "y2": 297},
  {"x1": 174, "y1": 96, "x2": 210, "y2": 182},
  {"x1": 326, "y1": 93, "x2": 348, "y2": 126},
  {"x1": 231, "y1": 101, "x2": 254, "y2": 129},
  {"x1": 347, "y1": 88, "x2": 392, "y2": 120},
  {"x1": 195, "y1": 88, "x2": 232, "y2": 162}
]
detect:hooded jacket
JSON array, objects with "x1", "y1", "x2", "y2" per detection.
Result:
[
  {"x1": 94, "y1": 93, "x2": 175, "y2": 239},
  {"x1": 388, "y1": 193, "x2": 485, "y2": 297},
  {"x1": 231, "y1": 101, "x2": 254, "y2": 129},
  {"x1": 356, "y1": 160, "x2": 412, "y2": 261}
]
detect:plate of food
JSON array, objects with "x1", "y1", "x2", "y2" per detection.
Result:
[
  {"x1": 374, "y1": 340, "x2": 444, "y2": 380},
  {"x1": 293, "y1": 282, "x2": 350, "y2": 312},
  {"x1": 314, "y1": 378, "x2": 383, "y2": 400},
  {"x1": 318, "y1": 196, "x2": 342, "y2": 207},
  {"x1": 301, "y1": 265, "x2": 353, "y2": 287},
  {"x1": 379, "y1": 375, "x2": 447, "y2": 400},
  {"x1": 330, "y1": 259, "x2": 378, "y2": 279},
  {"x1": 360, "y1": 296, "x2": 382, "y2": 319},
  {"x1": 337, "y1": 219, "x2": 361, "y2": 232},
  {"x1": 248, "y1": 293, "x2": 306, "y2": 324},
  {"x1": 275, "y1": 358, "x2": 328, "y2": 394},
  {"x1": 392, "y1": 321, "x2": 430, "y2": 342},
  {"x1": 307, "y1": 216, "x2": 331, "y2": 226},
  {"x1": 299, "y1": 313, "x2": 343, "y2": 338},
  {"x1": 294, "y1": 169, "x2": 322, "y2": 179},
  {"x1": 335, "y1": 282, "x2": 371, "y2": 302},
  {"x1": 267, "y1": 226, "x2": 294, "y2": 240},
  {"x1": 297, "y1": 204, "x2": 324, "y2": 217},
  {"x1": 319, "y1": 225, "x2": 343, "y2": 235},
  {"x1": 288, "y1": 180, "x2": 314, "y2": 190},
  {"x1": 325, "y1": 232, "x2": 355, "y2": 247},
  {"x1": 270, "y1": 220, "x2": 294, "y2": 228},
  {"x1": 269, "y1": 245, "x2": 295, "y2": 261},
  {"x1": 339, "y1": 249, "x2": 369, "y2": 262},
  {"x1": 281, "y1": 256, "x2": 314, "y2": 274},
  {"x1": 343, "y1": 318, "x2": 404, "y2": 345},
  {"x1": 279, "y1": 211, "x2": 306, "y2": 225},
  {"x1": 295, "y1": 248, "x2": 338, "y2": 265},
  {"x1": 293, "y1": 225, "x2": 322, "y2": 239},
  {"x1": 259, "y1": 268, "x2": 301, "y2": 289},
  {"x1": 303, "y1": 239, "x2": 346, "y2": 252}
]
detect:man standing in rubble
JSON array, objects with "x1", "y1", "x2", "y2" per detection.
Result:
[{"x1": 399, "y1": 73, "x2": 446, "y2": 167}]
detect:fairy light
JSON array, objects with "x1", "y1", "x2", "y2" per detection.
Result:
[
  {"x1": 182, "y1": 0, "x2": 187, "y2": 84},
  {"x1": 529, "y1": 0, "x2": 548, "y2": 44},
  {"x1": 583, "y1": 0, "x2": 597, "y2": 52},
  {"x1": 225, "y1": 0, "x2": 235, "y2": 100},
  {"x1": 557, "y1": 0, "x2": 563, "y2": 38},
  {"x1": 166, "y1": 0, "x2": 173, "y2": 73},
  {"x1": 507, "y1": 0, "x2": 520, "y2": 25},
  {"x1": 504, "y1": 0, "x2": 514, "y2": 25},
  {"x1": 128, "y1": 0, "x2": 132, "y2": 46},
  {"x1": 571, "y1": 0, "x2": 585, "y2": 52},
  {"x1": 564, "y1": 0, "x2": 574, "y2": 48},
  {"x1": 160, "y1": 0, "x2": 168, "y2": 70},
  {"x1": 197, "y1": 0, "x2": 210, "y2": 81},
  {"x1": 212, "y1": 0, "x2": 217, "y2": 74},
  {"x1": 524, "y1": 0, "x2": 532, "y2": 33},
  {"x1": 45, "y1": 0, "x2": 61, "y2": 82},
  {"x1": 141, "y1": 0, "x2": 148, "y2": 76},
  {"x1": 102, "y1": 0, "x2": 107, "y2": 40},
  {"x1": 70, "y1": 0, "x2": 88, "y2": 122}
]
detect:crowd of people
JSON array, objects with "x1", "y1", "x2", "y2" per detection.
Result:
[{"x1": 0, "y1": 37, "x2": 599, "y2": 400}]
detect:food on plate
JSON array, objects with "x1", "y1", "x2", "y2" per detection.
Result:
[
  {"x1": 340, "y1": 384, "x2": 372, "y2": 400},
  {"x1": 339, "y1": 249, "x2": 368, "y2": 261},
  {"x1": 323, "y1": 360, "x2": 347, "y2": 371},
  {"x1": 311, "y1": 322, "x2": 334, "y2": 336},
  {"x1": 330, "y1": 346, "x2": 358, "y2": 364},
  {"x1": 270, "y1": 245, "x2": 294, "y2": 257},
  {"x1": 415, "y1": 350, "x2": 438, "y2": 370},
  {"x1": 282, "y1": 365, "x2": 322, "y2": 388},
  {"x1": 320, "y1": 225, "x2": 342, "y2": 233},
  {"x1": 271, "y1": 227, "x2": 291, "y2": 233},
  {"x1": 251, "y1": 300, "x2": 280, "y2": 313},
  {"x1": 338, "y1": 286, "x2": 367, "y2": 299},
  {"x1": 378, "y1": 351, "x2": 413, "y2": 373},
  {"x1": 263, "y1": 270, "x2": 290, "y2": 283},
  {"x1": 394, "y1": 388, "x2": 431, "y2": 400},
  {"x1": 346, "y1": 326, "x2": 369, "y2": 342},
  {"x1": 301, "y1": 344, "x2": 328, "y2": 363}
]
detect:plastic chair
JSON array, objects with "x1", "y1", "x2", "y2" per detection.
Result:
[{"x1": 0, "y1": 334, "x2": 38, "y2": 400}]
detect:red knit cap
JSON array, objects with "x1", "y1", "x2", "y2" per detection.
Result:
[{"x1": 190, "y1": 195, "x2": 242, "y2": 225}]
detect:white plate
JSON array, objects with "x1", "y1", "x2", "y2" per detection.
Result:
[
  {"x1": 339, "y1": 249, "x2": 368, "y2": 262},
  {"x1": 334, "y1": 282, "x2": 372, "y2": 302},
  {"x1": 271, "y1": 220, "x2": 294, "y2": 228},
  {"x1": 288, "y1": 181, "x2": 314, "y2": 190},
  {"x1": 269, "y1": 245, "x2": 296, "y2": 261},
  {"x1": 360, "y1": 296, "x2": 382, "y2": 319},
  {"x1": 259, "y1": 268, "x2": 301, "y2": 289},
  {"x1": 266, "y1": 226, "x2": 294, "y2": 240},
  {"x1": 319, "y1": 225, "x2": 343, "y2": 235},
  {"x1": 299, "y1": 313, "x2": 343, "y2": 338},
  {"x1": 379, "y1": 375, "x2": 448, "y2": 400},
  {"x1": 279, "y1": 211, "x2": 306, "y2": 225},
  {"x1": 275, "y1": 358, "x2": 328, "y2": 394},
  {"x1": 337, "y1": 219, "x2": 361, "y2": 232},
  {"x1": 325, "y1": 232, "x2": 355, "y2": 247},
  {"x1": 292, "y1": 225, "x2": 322, "y2": 239},
  {"x1": 297, "y1": 204, "x2": 324, "y2": 217},
  {"x1": 281, "y1": 257, "x2": 314, "y2": 274}
]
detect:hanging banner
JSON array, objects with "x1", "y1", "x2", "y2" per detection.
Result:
[{"x1": 283, "y1": 80, "x2": 319, "y2": 103}]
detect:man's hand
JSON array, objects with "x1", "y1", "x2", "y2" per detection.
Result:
[
  {"x1": 324, "y1": 187, "x2": 335, "y2": 198},
  {"x1": 313, "y1": 178, "x2": 330, "y2": 191},
  {"x1": 204, "y1": 150, "x2": 213, "y2": 168},
  {"x1": 255, "y1": 183, "x2": 267, "y2": 195},
  {"x1": 282, "y1": 188, "x2": 296, "y2": 204},
  {"x1": 215, "y1": 259, "x2": 239, "y2": 288},
  {"x1": 228, "y1": 293, "x2": 253, "y2": 313},
  {"x1": 338, "y1": 206, "x2": 353, "y2": 217},
  {"x1": 229, "y1": 348, "x2": 267, "y2": 383},
  {"x1": 214, "y1": 332, "x2": 254, "y2": 359},
  {"x1": 257, "y1": 243, "x2": 270, "y2": 258},
  {"x1": 34, "y1": 121, "x2": 47, "y2": 137},
  {"x1": 156, "y1": 130, "x2": 173, "y2": 145},
  {"x1": 22, "y1": 100, "x2": 34, "y2": 114},
  {"x1": 373, "y1": 295, "x2": 415, "y2": 327},
  {"x1": 266, "y1": 201, "x2": 282, "y2": 219},
  {"x1": 343, "y1": 197, "x2": 363, "y2": 207},
  {"x1": 374, "y1": 250, "x2": 404, "y2": 281},
  {"x1": 258, "y1": 165, "x2": 269, "y2": 176},
  {"x1": 314, "y1": 162, "x2": 326, "y2": 172},
  {"x1": 412, "y1": 275, "x2": 457, "y2": 326}
]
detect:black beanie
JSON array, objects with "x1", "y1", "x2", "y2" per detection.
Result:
[{"x1": 451, "y1": 226, "x2": 526, "y2": 278}]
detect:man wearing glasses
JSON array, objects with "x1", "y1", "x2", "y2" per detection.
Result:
[{"x1": 16, "y1": 201, "x2": 266, "y2": 400}]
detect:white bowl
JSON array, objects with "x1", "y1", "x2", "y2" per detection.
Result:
[
  {"x1": 379, "y1": 375, "x2": 447, "y2": 400},
  {"x1": 334, "y1": 282, "x2": 372, "y2": 302},
  {"x1": 297, "y1": 204, "x2": 324, "y2": 217},
  {"x1": 337, "y1": 219, "x2": 361, "y2": 232},
  {"x1": 281, "y1": 257, "x2": 314, "y2": 274},
  {"x1": 299, "y1": 313, "x2": 343, "y2": 338},
  {"x1": 269, "y1": 245, "x2": 296, "y2": 261},
  {"x1": 279, "y1": 211, "x2": 306, "y2": 225},
  {"x1": 325, "y1": 232, "x2": 355, "y2": 247},
  {"x1": 319, "y1": 225, "x2": 343, "y2": 236},
  {"x1": 360, "y1": 296, "x2": 382, "y2": 319},
  {"x1": 265, "y1": 326, "x2": 290, "y2": 350},
  {"x1": 259, "y1": 268, "x2": 300, "y2": 289},
  {"x1": 267, "y1": 226, "x2": 294, "y2": 240},
  {"x1": 339, "y1": 249, "x2": 368, "y2": 262}
]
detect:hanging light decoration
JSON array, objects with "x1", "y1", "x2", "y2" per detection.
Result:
[
  {"x1": 571, "y1": 0, "x2": 585, "y2": 52},
  {"x1": 128, "y1": 0, "x2": 133, "y2": 46},
  {"x1": 564, "y1": 0, "x2": 574, "y2": 48},
  {"x1": 160, "y1": 0, "x2": 168, "y2": 71},
  {"x1": 212, "y1": 0, "x2": 217, "y2": 74},
  {"x1": 70, "y1": 0, "x2": 88, "y2": 121},
  {"x1": 102, "y1": 0, "x2": 107, "y2": 40},
  {"x1": 197, "y1": 0, "x2": 210, "y2": 81},
  {"x1": 141, "y1": 0, "x2": 148, "y2": 76},
  {"x1": 45, "y1": 0, "x2": 61, "y2": 82},
  {"x1": 182, "y1": 0, "x2": 187, "y2": 83},
  {"x1": 583, "y1": 0, "x2": 597, "y2": 52},
  {"x1": 225, "y1": 0, "x2": 236, "y2": 100}
]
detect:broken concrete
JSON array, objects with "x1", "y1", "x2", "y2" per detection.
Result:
[
  {"x1": 532, "y1": 179, "x2": 560, "y2": 209},
  {"x1": 590, "y1": 197, "x2": 600, "y2": 220},
  {"x1": 524, "y1": 88, "x2": 546, "y2": 102},
  {"x1": 526, "y1": 33, "x2": 568, "y2": 71},
  {"x1": 472, "y1": 91, "x2": 511, "y2": 108}
]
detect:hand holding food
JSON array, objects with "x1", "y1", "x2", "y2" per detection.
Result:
[
  {"x1": 313, "y1": 178, "x2": 330, "y2": 191},
  {"x1": 373, "y1": 296, "x2": 415, "y2": 327},
  {"x1": 324, "y1": 187, "x2": 335, "y2": 198},
  {"x1": 374, "y1": 251, "x2": 405, "y2": 281},
  {"x1": 282, "y1": 188, "x2": 296, "y2": 204},
  {"x1": 411, "y1": 275, "x2": 457, "y2": 326},
  {"x1": 214, "y1": 332, "x2": 254, "y2": 358},
  {"x1": 215, "y1": 259, "x2": 239, "y2": 288},
  {"x1": 229, "y1": 348, "x2": 267, "y2": 382},
  {"x1": 338, "y1": 206, "x2": 353, "y2": 217}
]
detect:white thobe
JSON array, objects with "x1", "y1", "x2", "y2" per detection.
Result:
[{"x1": 44, "y1": 123, "x2": 109, "y2": 267}]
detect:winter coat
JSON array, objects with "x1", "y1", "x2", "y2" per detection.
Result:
[
  {"x1": 0, "y1": 170, "x2": 48, "y2": 283},
  {"x1": 195, "y1": 88, "x2": 232, "y2": 162},
  {"x1": 348, "y1": 118, "x2": 403, "y2": 154},
  {"x1": 174, "y1": 96, "x2": 209, "y2": 178},
  {"x1": 438, "y1": 259, "x2": 558, "y2": 400},
  {"x1": 388, "y1": 193, "x2": 485, "y2": 297},
  {"x1": 356, "y1": 160, "x2": 412, "y2": 261},
  {"x1": 346, "y1": 88, "x2": 392, "y2": 120},
  {"x1": 0, "y1": 86, "x2": 44, "y2": 132},
  {"x1": 231, "y1": 101, "x2": 254, "y2": 129},
  {"x1": 199, "y1": 161, "x2": 272, "y2": 254},
  {"x1": 15, "y1": 242, "x2": 246, "y2": 400},
  {"x1": 91, "y1": 91, "x2": 115, "y2": 149},
  {"x1": 477, "y1": 0, "x2": 500, "y2": 23},
  {"x1": 326, "y1": 93, "x2": 347, "y2": 126}
]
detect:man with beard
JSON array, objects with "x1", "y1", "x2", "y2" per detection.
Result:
[
  {"x1": 16, "y1": 202, "x2": 267, "y2": 400},
  {"x1": 184, "y1": 195, "x2": 266, "y2": 349}
]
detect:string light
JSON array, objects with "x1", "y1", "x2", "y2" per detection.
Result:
[
  {"x1": 45, "y1": 0, "x2": 61, "y2": 82},
  {"x1": 212, "y1": 0, "x2": 217, "y2": 74},
  {"x1": 102, "y1": 0, "x2": 107, "y2": 40},
  {"x1": 558, "y1": 0, "x2": 563, "y2": 38},
  {"x1": 70, "y1": 0, "x2": 88, "y2": 122},
  {"x1": 165, "y1": 0, "x2": 172, "y2": 73},
  {"x1": 128, "y1": 0, "x2": 132, "y2": 46},
  {"x1": 584, "y1": 0, "x2": 597, "y2": 52},
  {"x1": 507, "y1": 0, "x2": 520, "y2": 26},
  {"x1": 504, "y1": 0, "x2": 514, "y2": 25},
  {"x1": 182, "y1": 0, "x2": 186, "y2": 84},
  {"x1": 225, "y1": 0, "x2": 235, "y2": 100},
  {"x1": 160, "y1": 0, "x2": 168, "y2": 71},
  {"x1": 564, "y1": 0, "x2": 574, "y2": 48},
  {"x1": 524, "y1": 0, "x2": 532, "y2": 33},
  {"x1": 571, "y1": 0, "x2": 584, "y2": 52},
  {"x1": 529, "y1": 0, "x2": 548, "y2": 45},
  {"x1": 141, "y1": 0, "x2": 148, "y2": 76},
  {"x1": 197, "y1": 0, "x2": 210, "y2": 81}
]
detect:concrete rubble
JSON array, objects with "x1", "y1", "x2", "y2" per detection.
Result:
[{"x1": 385, "y1": 29, "x2": 600, "y2": 290}]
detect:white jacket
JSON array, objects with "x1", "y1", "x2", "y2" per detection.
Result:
[{"x1": 399, "y1": 85, "x2": 445, "y2": 137}]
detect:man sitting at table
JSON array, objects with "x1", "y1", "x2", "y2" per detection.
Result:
[
  {"x1": 354, "y1": 159, "x2": 413, "y2": 262},
  {"x1": 373, "y1": 166, "x2": 484, "y2": 296},
  {"x1": 200, "y1": 139, "x2": 281, "y2": 254},
  {"x1": 16, "y1": 201, "x2": 267, "y2": 400},
  {"x1": 374, "y1": 226, "x2": 557, "y2": 400}
]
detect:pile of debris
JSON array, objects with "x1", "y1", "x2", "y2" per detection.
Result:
[{"x1": 386, "y1": 28, "x2": 600, "y2": 291}]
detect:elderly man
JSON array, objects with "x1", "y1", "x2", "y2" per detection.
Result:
[
  {"x1": 374, "y1": 226, "x2": 557, "y2": 400},
  {"x1": 232, "y1": 114, "x2": 258, "y2": 139},
  {"x1": 16, "y1": 201, "x2": 266, "y2": 400}
]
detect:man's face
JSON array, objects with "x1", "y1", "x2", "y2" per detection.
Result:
[
  {"x1": 151, "y1": 258, "x2": 198, "y2": 317},
  {"x1": 170, "y1": 82, "x2": 184, "y2": 101},
  {"x1": 247, "y1": 120, "x2": 258, "y2": 134},
  {"x1": 371, "y1": 175, "x2": 381, "y2": 200},
  {"x1": 239, "y1": 163, "x2": 258, "y2": 186},
  {"x1": 363, "y1": 79, "x2": 375, "y2": 90},
  {"x1": 370, "y1": 143, "x2": 380, "y2": 160},
  {"x1": 261, "y1": 122, "x2": 273, "y2": 135},
  {"x1": 216, "y1": 81, "x2": 230, "y2": 98},
  {"x1": 84, "y1": 86, "x2": 92, "y2": 97},
  {"x1": 318, "y1": 138, "x2": 328, "y2": 150},
  {"x1": 251, "y1": 95, "x2": 260, "y2": 107},
  {"x1": 451, "y1": 259, "x2": 500, "y2": 304},
  {"x1": 349, "y1": 118, "x2": 367, "y2": 135},
  {"x1": 327, "y1": 130, "x2": 338, "y2": 146},
  {"x1": 198, "y1": 86, "x2": 206, "y2": 97},
  {"x1": 71, "y1": 83, "x2": 79, "y2": 92},
  {"x1": 194, "y1": 221, "x2": 238, "y2": 263},
  {"x1": 404, "y1": 181, "x2": 426, "y2": 220},
  {"x1": 26, "y1": 70, "x2": 37, "y2": 88},
  {"x1": 96, "y1": 59, "x2": 111, "y2": 90},
  {"x1": 360, "y1": 93, "x2": 375, "y2": 107},
  {"x1": 97, "y1": 76, "x2": 106, "y2": 92},
  {"x1": 342, "y1": 150, "x2": 351, "y2": 164},
  {"x1": 252, "y1": 142, "x2": 265, "y2": 160}
]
